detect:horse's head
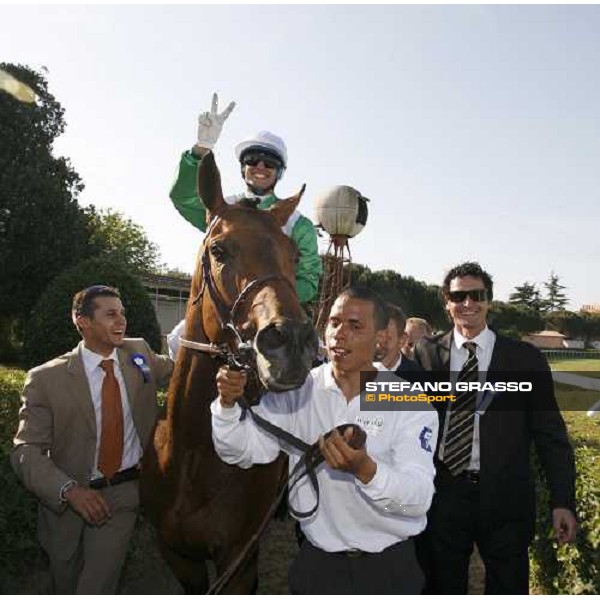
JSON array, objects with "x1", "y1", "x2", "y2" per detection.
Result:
[{"x1": 189, "y1": 152, "x2": 318, "y2": 391}]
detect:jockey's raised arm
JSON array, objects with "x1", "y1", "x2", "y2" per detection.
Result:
[{"x1": 169, "y1": 93, "x2": 322, "y2": 305}]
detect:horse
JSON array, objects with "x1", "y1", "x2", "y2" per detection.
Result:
[{"x1": 140, "y1": 152, "x2": 318, "y2": 594}]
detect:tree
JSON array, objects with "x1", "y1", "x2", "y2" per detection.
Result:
[
  {"x1": 489, "y1": 301, "x2": 545, "y2": 339},
  {"x1": 509, "y1": 281, "x2": 544, "y2": 312},
  {"x1": 349, "y1": 263, "x2": 447, "y2": 330},
  {"x1": 23, "y1": 257, "x2": 162, "y2": 368},
  {"x1": 543, "y1": 271, "x2": 568, "y2": 312},
  {"x1": 84, "y1": 207, "x2": 162, "y2": 275},
  {"x1": 0, "y1": 63, "x2": 89, "y2": 329},
  {"x1": 545, "y1": 311, "x2": 585, "y2": 340}
]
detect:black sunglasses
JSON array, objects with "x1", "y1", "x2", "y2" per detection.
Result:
[
  {"x1": 241, "y1": 153, "x2": 282, "y2": 170},
  {"x1": 447, "y1": 289, "x2": 489, "y2": 303}
]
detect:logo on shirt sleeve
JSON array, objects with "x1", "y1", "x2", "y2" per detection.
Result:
[{"x1": 419, "y1": 426, "x2": 433, "y2": 453}]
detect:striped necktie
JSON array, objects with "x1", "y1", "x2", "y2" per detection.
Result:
[{"x1": 443, "y1": 342, "x2": 478, "y2": 475}]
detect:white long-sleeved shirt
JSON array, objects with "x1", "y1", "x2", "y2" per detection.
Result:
[{"x1": 211, "y1": 363, "x2": 438, "y2": 553}]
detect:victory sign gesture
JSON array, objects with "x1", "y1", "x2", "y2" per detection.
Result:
[{"x1": 196, "y1": 92, "x2": 236, "y2": 150}]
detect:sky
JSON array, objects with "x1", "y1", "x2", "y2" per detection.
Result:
[{"x1": 2, "y1": 4, "x2": 599, "y2": 310}]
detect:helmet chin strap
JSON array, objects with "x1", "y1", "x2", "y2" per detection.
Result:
[{"x1": 241, "y1": 166, "x2": 285, "y2": 197}]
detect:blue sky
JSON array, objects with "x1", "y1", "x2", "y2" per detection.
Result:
[{"x1": 2, "y1": 5, "x2": 599, "y2": 309}]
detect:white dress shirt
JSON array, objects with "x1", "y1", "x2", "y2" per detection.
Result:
[
  {"x1": 374, "y1": 352, "x2": 403, "y2": 372},
  {"x1": 81, "y1": 345, "x2": 142, "y2": 478},
  {"x1": 211, "y1": 363, "x2": 438, "y2": 553},
  {"x1": 438, "y1": 326, "x2": 496, "y2": 471}
]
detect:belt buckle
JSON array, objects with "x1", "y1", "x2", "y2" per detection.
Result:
[
  {"x1": 465, "y1": 470, "x2": 480, "y2": 484},
  {"x1": 345, "y1": 549, "x2": 364, "y2": 559}
]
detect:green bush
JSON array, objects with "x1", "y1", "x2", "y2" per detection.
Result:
[
  {"x1": 530, "y1": 445, "x2": 600, "y2": 593},
  {"x1": 0, "y1": 368, "x2": 45, "y2": 589},
  {"x1": 22, "y1": 257, "x2": 161, "y2": 369}
]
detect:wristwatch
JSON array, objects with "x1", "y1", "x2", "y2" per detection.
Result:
[{"x1": 59, "y1": 479, "x2": 77, "y2": 503}]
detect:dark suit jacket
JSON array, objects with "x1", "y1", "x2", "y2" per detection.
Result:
[
  {"x1": 413, "y1": 330, "x2": 575, "y2": 528},
  {"x1": 394, "y1": 352, "x2": 423, "y2": 375}
]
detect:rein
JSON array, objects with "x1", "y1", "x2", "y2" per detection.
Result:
[
  {"x1": 207, "y1": 409, "x2": 362, "y2": 595},
  {"x1": 181, "y1": 213, "x2": 330, "y2": 594}
]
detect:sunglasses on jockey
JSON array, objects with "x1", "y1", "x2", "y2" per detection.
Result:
[{"x1": 241, "y1": 151, "x2": 284, "y2": 171}]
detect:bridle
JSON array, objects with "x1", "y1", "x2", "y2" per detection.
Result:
[{"x1": 179, "y1": 213, "x2": 295, "y2": 370}]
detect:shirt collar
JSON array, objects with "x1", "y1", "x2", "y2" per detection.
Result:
[
  {"x1": 453, "y1": 325, "x2": 494, "y2": 352},
  {"x1": 81, "y1": 344, "x2": 119, "y2": 372},
  {"x1": 323, "y1": 363, "x2": 339, "y2": 390}
]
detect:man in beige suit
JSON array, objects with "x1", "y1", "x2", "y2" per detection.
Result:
[{"x1": 12, "y1": 285, "x2": 173, "y2": 594}]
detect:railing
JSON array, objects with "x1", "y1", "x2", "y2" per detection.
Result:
[{"x1": 542, "y1": 349, "x2": 600, "y2": 362}]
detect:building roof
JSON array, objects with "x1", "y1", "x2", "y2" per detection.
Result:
[{"x1": 529, "y1": 330, "x2": 566, "y2": 338}]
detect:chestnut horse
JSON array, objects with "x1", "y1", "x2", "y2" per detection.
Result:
[{"x1": 140, "y1": 152, "x2": 318, "y2": 593}]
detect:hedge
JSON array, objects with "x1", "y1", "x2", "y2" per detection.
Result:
[
  {"x1": 530, "y1": 444, "x2": 599, "y2": 593},
  {"x1": 0, "y1": 368, "x2": 45, "y2": 590},
  {"x1": 22, "y1": 257, "x2": 161, "y2": 369}
]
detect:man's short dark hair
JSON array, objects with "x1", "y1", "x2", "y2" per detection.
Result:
[
  {"x1": 442, "y1": 262, "x2": 494, "y2": 300},
  {"x1": 72, "y1": 285, "x2": 121, "y2": 319},
  {"x1": 386, "y1": 303, "x2": 406, "y2": 332},
  {"x1": 336, "y1": 285, "x2": 389, "y2": 331}
]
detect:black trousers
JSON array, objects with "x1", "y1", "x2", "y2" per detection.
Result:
[
  {"x1": 416, "y1": 469, "x2": 530, "y2": 595},
  {"x1": 288, "y1": 538, "x2": 424, "y2": 594}
]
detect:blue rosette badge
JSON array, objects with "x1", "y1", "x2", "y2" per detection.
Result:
[{"x1": 131, "y1": 353, "x2": 151, "y2": 383}]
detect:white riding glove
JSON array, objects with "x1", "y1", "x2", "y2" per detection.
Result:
[{"x1": 196, "y1": 92, "x2": 236, "y2": 150}]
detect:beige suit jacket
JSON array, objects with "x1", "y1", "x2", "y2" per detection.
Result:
[{"x1": 11, "y1": 339, "x2": 173, "y2": 557}]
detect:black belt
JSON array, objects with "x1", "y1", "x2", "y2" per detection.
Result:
[
  {"x1": 458, "y1": 470, "x2": 480, "y2": 484},
  {"x1": 439, "y1": 464, "x2": 480, "y2": 485},
  {"x1": 89, "y1": 466, "x2": 139, "y2": 490},
  {"x1": 324, "y1": 540, "x2": 407, "y2": 559}
]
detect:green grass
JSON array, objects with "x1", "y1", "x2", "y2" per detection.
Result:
[
  {"x1": 554, "y1": 382, "x2": 600, "y2": 413},
  {"x1": 555, "y1": 384, "x2": 600, "y2": 451},
  {"x1": 551, "y1": 358, "x2": 600, "y2": 375}
]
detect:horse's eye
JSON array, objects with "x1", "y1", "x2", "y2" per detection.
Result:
[{"x1": 210, "y1": 243, "x2": 227, "y2": 262}]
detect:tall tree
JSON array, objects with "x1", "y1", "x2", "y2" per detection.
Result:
[
  {"x1": 84, "y1": 207, "x2": 162, "y2": 275},
  {"x1": 509, "y1": 281, "x2": 544, "y2": 312},
  {"x1": 0, "y1": 63, "x2": 89, "y2": 327},
  {"x1": 543, "y1": 271, "x2": 568, "y2": 312}
]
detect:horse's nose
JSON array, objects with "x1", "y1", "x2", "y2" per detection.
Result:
[{"x1": 255, "y1": 319, "x2": 318, "y2": 360}]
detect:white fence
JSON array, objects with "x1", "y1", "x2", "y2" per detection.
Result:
[{"x1": 542, "y1": 349, "x2": 600, "y2": 362}]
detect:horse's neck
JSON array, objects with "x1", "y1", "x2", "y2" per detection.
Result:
[{"x1": 165, "y1": 306, "x2": 222, "y2": 446}]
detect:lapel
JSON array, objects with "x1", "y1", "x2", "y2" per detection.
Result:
[
  {"x1": 66, "y1": 342, "x2": 96, "y2": 436},
  {"x1": 436, "y1": 330, "x2": 453, "y2": 371},
  {"x1": 117, "y1": 346, "x2": 139, "y2": 415},
  {"x1": 488, "y1": 333, "x2": 509, "y2": 373}
]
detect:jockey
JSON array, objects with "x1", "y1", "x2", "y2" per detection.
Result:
[{"x1": 169, "y1": 93, "x2": 322, "y2": 306}]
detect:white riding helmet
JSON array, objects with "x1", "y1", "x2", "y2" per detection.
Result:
[{"x1": 235, "y1": 131, "x2": 288, "y2": 168}]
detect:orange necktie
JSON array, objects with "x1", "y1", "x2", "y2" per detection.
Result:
[{"x1": 98, "y1": 360, "x2": 124, "y2": 479}]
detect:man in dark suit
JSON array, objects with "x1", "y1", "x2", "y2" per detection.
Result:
[
  {"x1": 374, "y1": 303, "x2": 421, "y2": 372},
  {"x1": 12, "y1": 285, "x2": 173, "y2": 594},
  {"x1": 413, "y1": 262, "x2": 576, "y2": 594}
]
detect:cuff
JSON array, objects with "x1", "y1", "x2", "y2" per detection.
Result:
[
  {"x1": 210, "y1": 398, "x2": 243, "y2": 420},
  {"x1": 355, "y1": 461, "x2": 388, "y2": 495},
  {"x1": 183, "y1": 149, "x2": 202, "y2": 165}
]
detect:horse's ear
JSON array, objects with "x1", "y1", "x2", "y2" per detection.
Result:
[
  {"x1": 269, "y1": 184, "x2": 306, "y2": 228},
  {"x1": 197, "y1": 151, "x2": 226, "y2": 220}
]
